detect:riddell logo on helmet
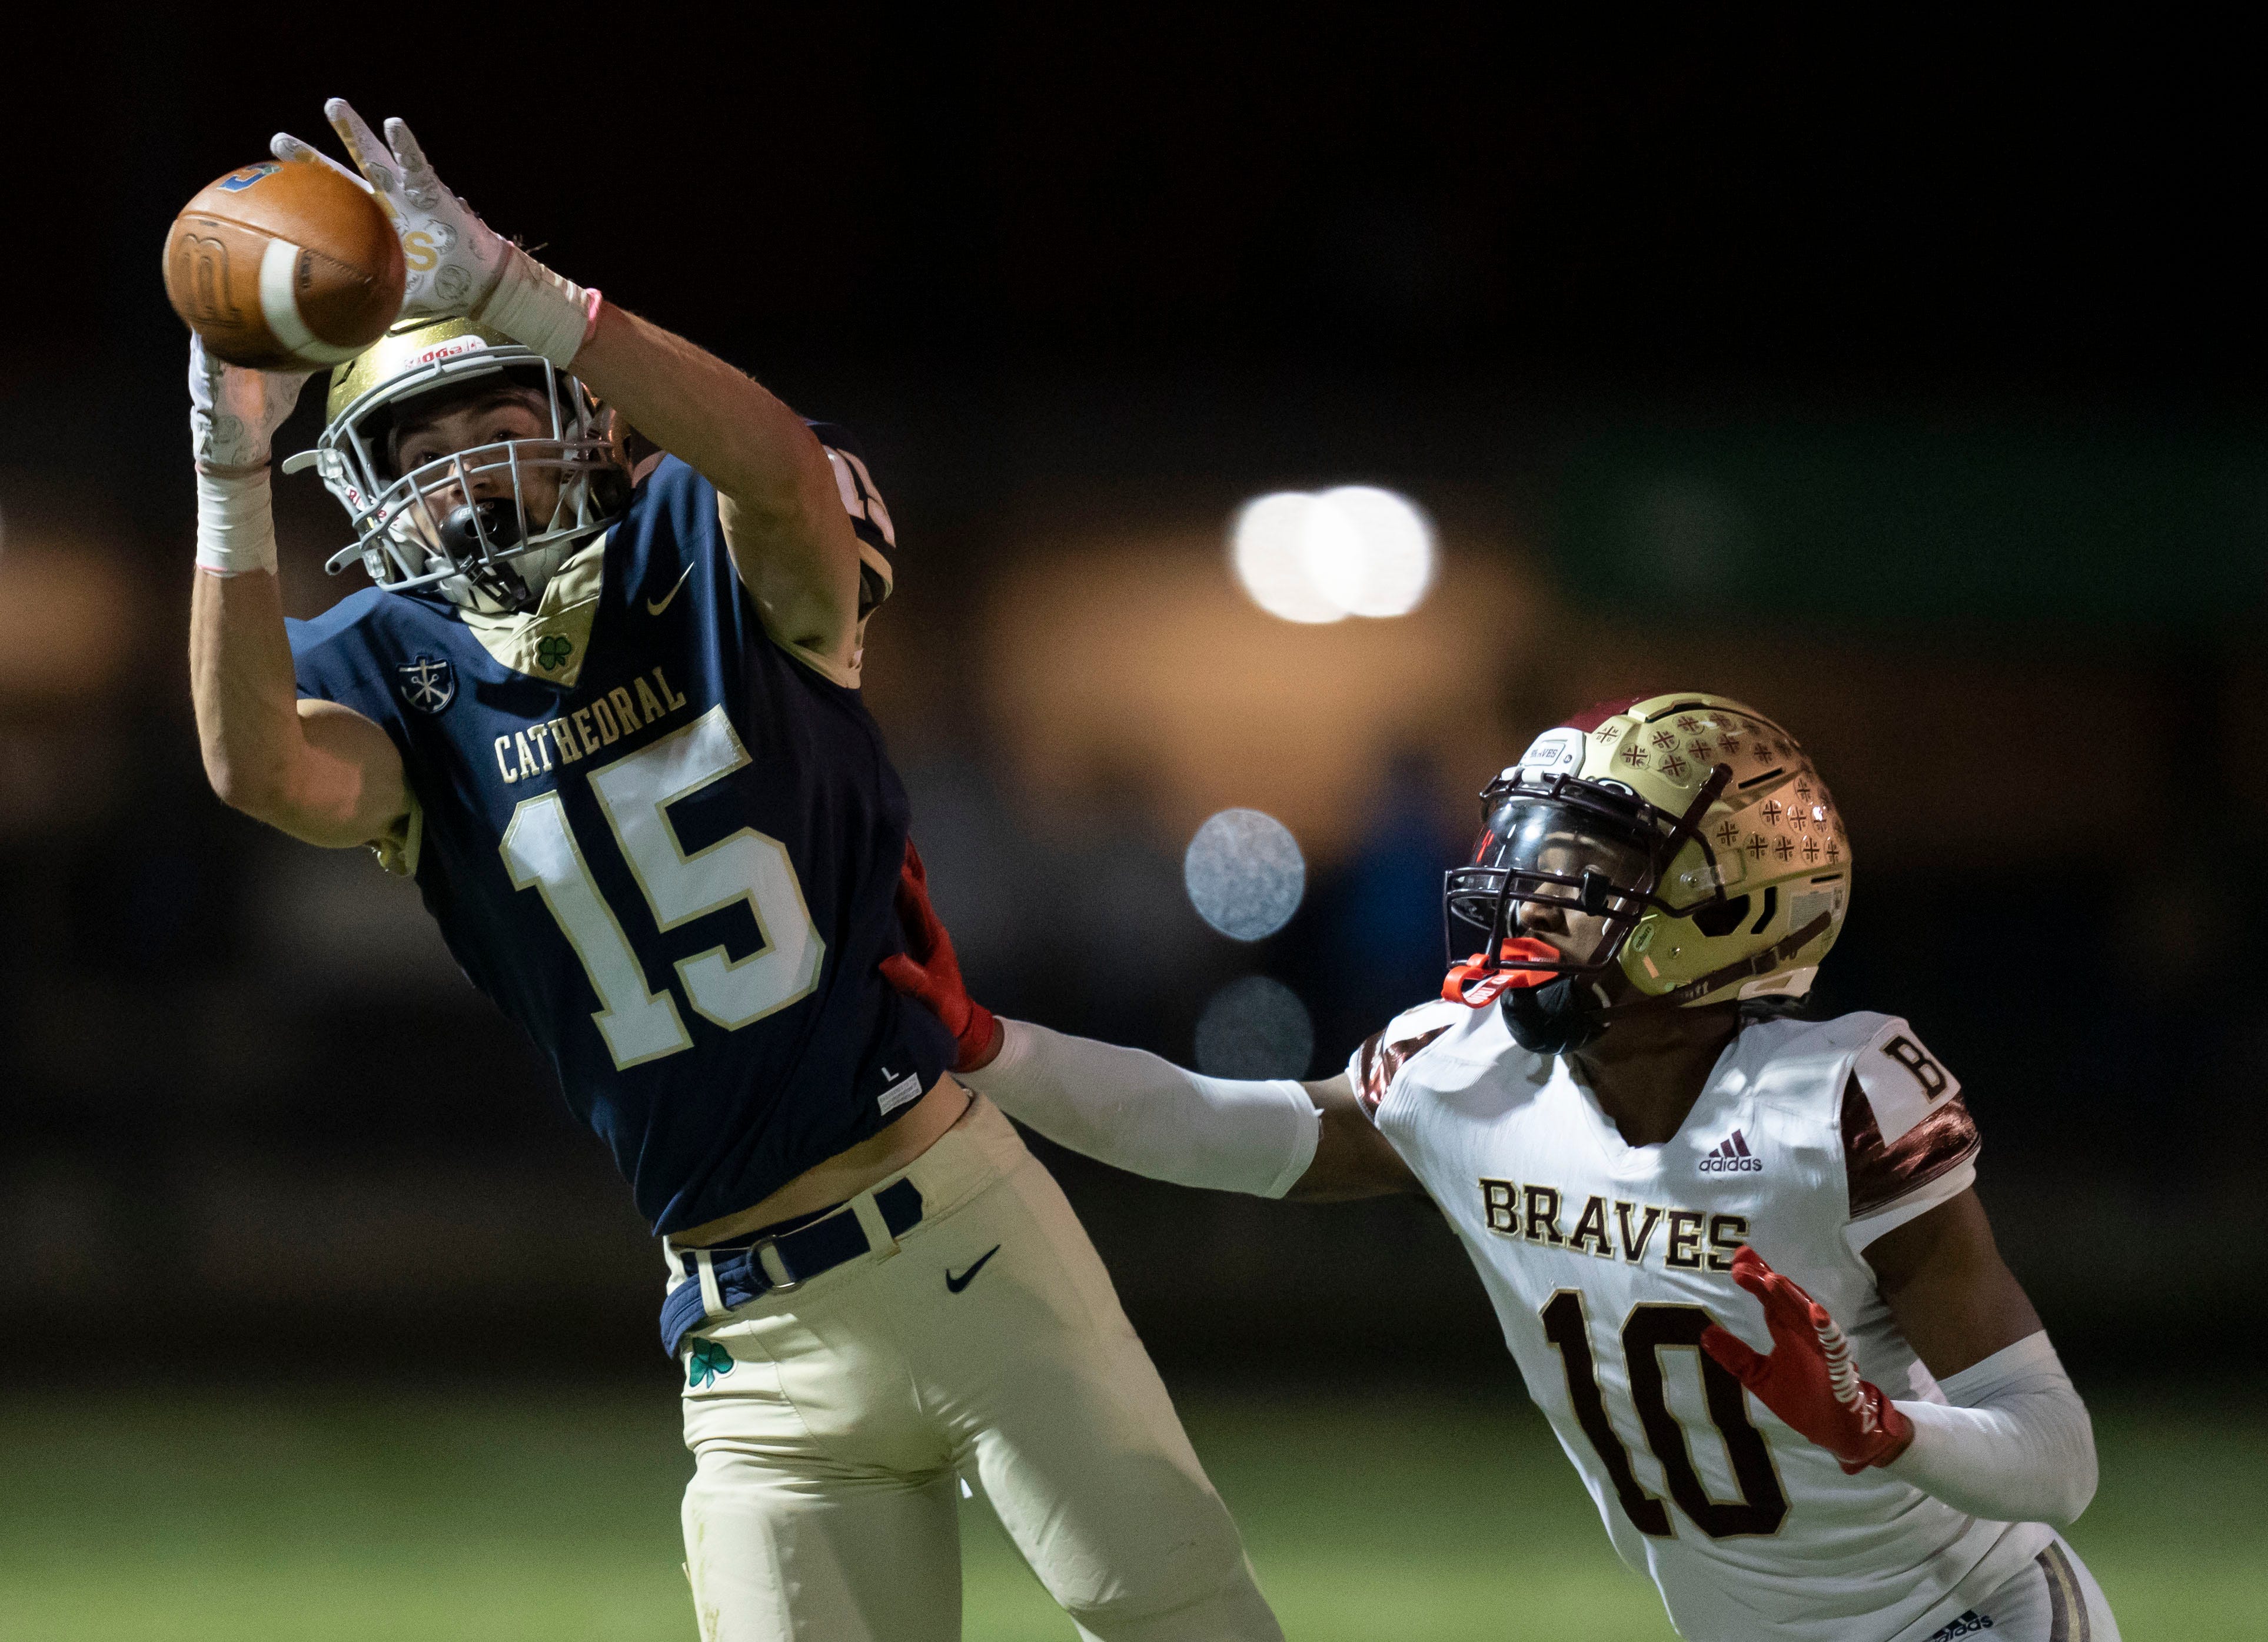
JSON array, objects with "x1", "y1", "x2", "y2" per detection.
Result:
[
  {"x1": 1699, "y1": 1130, "x2": 1762, "y2": 1172},
  {"x1": 411, "y1": 337, "x2": 489, "y2": 366}
]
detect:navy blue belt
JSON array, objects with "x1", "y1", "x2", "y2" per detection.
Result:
[{"x1": 660, "y1": 1178, "x2": 925, "y2": 1358}]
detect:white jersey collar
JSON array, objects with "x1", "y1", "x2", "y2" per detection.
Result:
[{"x1": 1552, "y1": 1028, "x2": 1748, "y2": 1173}]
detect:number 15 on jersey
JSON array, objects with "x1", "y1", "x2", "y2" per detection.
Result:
[{"x1": 500, "y1": 704, "x2": 824, "y2": 1069}]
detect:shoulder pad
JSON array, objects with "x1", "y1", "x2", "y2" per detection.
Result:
[
  {"x1": 1851, "y1": 1018, "x2": 1962, "y2": 1145},
  {"x1": 812, "y1": 430, "x2": 896, "y2": 615},
  {"x1": 1842, "y1": 1032, "x2": 1979, "y2": 1223},
  {"x1": 1737, "y1": 1009, "x2": 1894, "y2": 1113},
  {"x1": 1346, "y1": 998, "x2": 1463, "y2": 1116}
]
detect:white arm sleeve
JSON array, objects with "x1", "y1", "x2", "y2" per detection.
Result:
[
  {"x1": 960, "y1": 1019, "x2": 1321, "y2": 1198},
  {"x1": 1886, "y1": 1331, "x2": 2098, "y2": 1528}
]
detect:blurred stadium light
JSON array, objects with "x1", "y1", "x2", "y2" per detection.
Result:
[
  {"x1": 1185, "y1": 808, "x2": 1306, "y2": 940},
  {"x1": 980, "y1": 530, "x2": 1532, "y2": 859},
  {"x1": 1194, "y1": 975, "x2": 1316, "y2": 1078},
  {"x1": 1232, "y1": 493, "x2": 1347, "y2": 623},
  {"x1": 1311, "y1": 487, "x2": 1436, "y2": 616},
  {"x1": 1232, "y1": 486, "x2": 1435, "y2": 623}
]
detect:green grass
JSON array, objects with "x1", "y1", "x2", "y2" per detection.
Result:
[{"x1": 0, "y1": 1385, "x2": 2257, "y2": 1639}]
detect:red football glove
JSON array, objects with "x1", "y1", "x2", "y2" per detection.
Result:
[
  {"x1": 1700, "y1": 1245, "x2": 1913, "y2": 1474},
  {"x1": 878, "y1": 839, "x2": 1002, "y2": 1073}
]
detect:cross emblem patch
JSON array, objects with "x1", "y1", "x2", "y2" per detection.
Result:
[{"x1": 397, "y1": 656, "x2": 457, "y2": 714}]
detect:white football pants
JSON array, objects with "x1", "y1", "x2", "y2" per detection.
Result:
[
  {"x1": 671, "y1": 1095, "x2": 1283, "y2": 1642},
  {"x1": 1923, "y1": 1535, "x2": 2120, "y2": 1642}
]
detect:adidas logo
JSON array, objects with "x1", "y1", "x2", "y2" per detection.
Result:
[{"x1": 1699, "y1": 1129, "x2": 1762, "y2": 1174}]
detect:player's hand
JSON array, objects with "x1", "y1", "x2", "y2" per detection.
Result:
[
  {"x1": 1701, "y1": 1245, "x2": 1913, "y2": 1474},
  {"x1": 271, "y1": 99, "x2": 507, "y2": 320},
  {"x1": 188, "y1": 335, "x2": 313, "y2": 473},
  {"x1": 879, "y1": 839, "x2": 1003, "y2": 1073}
]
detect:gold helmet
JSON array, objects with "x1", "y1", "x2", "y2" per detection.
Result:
[
  {"x1": 1443, "y1": 692, "x2": 1849, "y2": 1041},
  {"x1": 281, "y1": 316, "x2": 627, "y2": 614}
]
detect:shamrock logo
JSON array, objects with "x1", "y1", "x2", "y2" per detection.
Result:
[
  {"x1": 686, "y1": 1337, "x2": 736, "y2": 1390},
  {"x1": 536, "y1": 635, "x2": 574, "y2": 672}
]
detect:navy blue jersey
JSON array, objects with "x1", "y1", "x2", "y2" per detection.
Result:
[{"x1": 287, "y1": 457, "x2": 955, "y2": 1235}]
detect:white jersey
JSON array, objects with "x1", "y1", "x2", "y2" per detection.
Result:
[{"x1": 1350, "y1": 1001, "x2": 2053, "y2": 1642}]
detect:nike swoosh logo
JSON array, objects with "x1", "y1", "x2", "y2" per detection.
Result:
[
  {"x1": 945, "y1": 1245, "x2": 1002, "y2": 1294},
  {"x1": 646, "y1": 562, "x2": 696, "y2": 617}
]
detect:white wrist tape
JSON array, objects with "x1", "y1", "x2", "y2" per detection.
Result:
[
  {"x1": 1888, "y1": 1332, "x2": 2097, "y2": 1527},
  {"x1": 195, "y1": 466, "x2": 278, "y2": 577},
  {"x1": 963, "y1": 1020, "x2": 1321, "y2": 1198},
  {"x1": 475, "y1": 244, "x2": 593, "y2": 370}
]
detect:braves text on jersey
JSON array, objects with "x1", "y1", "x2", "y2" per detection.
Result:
[
  {"x1": 286, "y1": 456, "x2": 956, "y2": 1235},
  {"x1": 1349, "y1": 1002, "x2": 2050, "y2": 1642}
]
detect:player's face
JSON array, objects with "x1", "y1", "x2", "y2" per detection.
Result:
[
  {"x1": 1506, "y1": 823, "x2": 1652, "y2": 968},
  {"x1": 393, "y1": 389, "x2": 564, "y2": 530}
]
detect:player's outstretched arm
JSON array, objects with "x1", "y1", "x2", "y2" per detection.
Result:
[
  {"x1": 966, "y1": 1026, "x2": 1420, "y2": 1201},
  {"x1": 187, "y1": 340, "x2": 408, "y2": 849},
  {"x1": 272, "y1": 101, "x2": 863, "y2": 673},
  {"x1": 568, "y1": 307, "x2": 864, "y2": 664},
  {"x1": 880, "y1": 842, "x2": 1419, "y2": 1199},
  {"x1": 1283, "y1": 1075, "x2": 1424, "y2": 1201}
]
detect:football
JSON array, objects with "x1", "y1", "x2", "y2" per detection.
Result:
[{"x1": 162, "y1": 160, "x2": 405, "y2": 370}]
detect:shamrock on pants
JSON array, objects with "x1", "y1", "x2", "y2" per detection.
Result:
[{"x1": 687, "y1": 1337, "x2": 736, "y2": 1390}]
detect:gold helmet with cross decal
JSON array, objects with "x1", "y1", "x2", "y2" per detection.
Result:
[{"x1": 1443, "y1": 692, "x2": 1850, "y2": 1039}]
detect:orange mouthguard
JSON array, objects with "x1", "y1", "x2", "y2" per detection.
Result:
[{"x1": 1441, "y1": 937, "x2": 1564, "y2": 1008}]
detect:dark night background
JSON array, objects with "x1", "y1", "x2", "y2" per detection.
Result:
[{"x1": 1, "y1": 13, "x2": 2260, "y2": 1402}]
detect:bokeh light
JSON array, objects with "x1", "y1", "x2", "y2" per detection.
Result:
[
  {"x1": 1183, "y1": 807, "x2": 1306, "y2": 940},
  {"x1": 1194, "y1": 975, "x2": 1315, "y2": 1079},
  {"x1": 0, "y1": 539, "x2": 139, "y2": 702},
  {"x1": 1230, "y1": 486, "x2": 1435, "y2": 623},
  {"x1": 1229, "y1": 492, "x2": 1348, "y2": 623}
]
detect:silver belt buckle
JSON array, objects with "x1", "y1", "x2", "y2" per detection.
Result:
[{"x1": 747, "y1": 1234, "x2": 802, "y2": 1295}]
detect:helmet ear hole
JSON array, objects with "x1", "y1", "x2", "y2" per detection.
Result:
[{"x1": 1690, "y1": 895, "x2": 1752, "y2": 938}]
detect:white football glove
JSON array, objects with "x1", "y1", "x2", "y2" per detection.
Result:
[
  {"x1": 271, "y1": 99, "x2": 594, "y2": 369},
  {"x1": 188, "y1": 334, "x2": 311, "y2": 473},
  {"x1": 188, "y1": 335, "x2": 302, "y2": 575},
  {"x1": 271, "y1": 100, "x2": 504, "y2": 320}
]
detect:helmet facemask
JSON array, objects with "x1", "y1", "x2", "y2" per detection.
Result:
[
  {"x1": 1442, "y1": 696, "x2": 1850, "y2": 1048},
  {"x1": 287, "y1": 323, "x2": 629, "y2": 615},
  {"x1": 1441, "y1": 764, "x2": 1732, "y2": 1027}
]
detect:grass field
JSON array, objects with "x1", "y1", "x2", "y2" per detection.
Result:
[{"x1": 0, "y1": 1384, "x2": 2259, "y2": 1639}]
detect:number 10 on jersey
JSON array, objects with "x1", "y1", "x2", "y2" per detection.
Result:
[
  {"x1": 500, "y1": 704, "x2": 824, "y2": 1069},
  {"x1": 1542, "y1": 1289, "x2": 1788, "y2": 1540}
]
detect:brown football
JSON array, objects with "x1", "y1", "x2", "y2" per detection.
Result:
[{"x1": 162, "y1": 160, "x2": 406, "y2": 370}]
